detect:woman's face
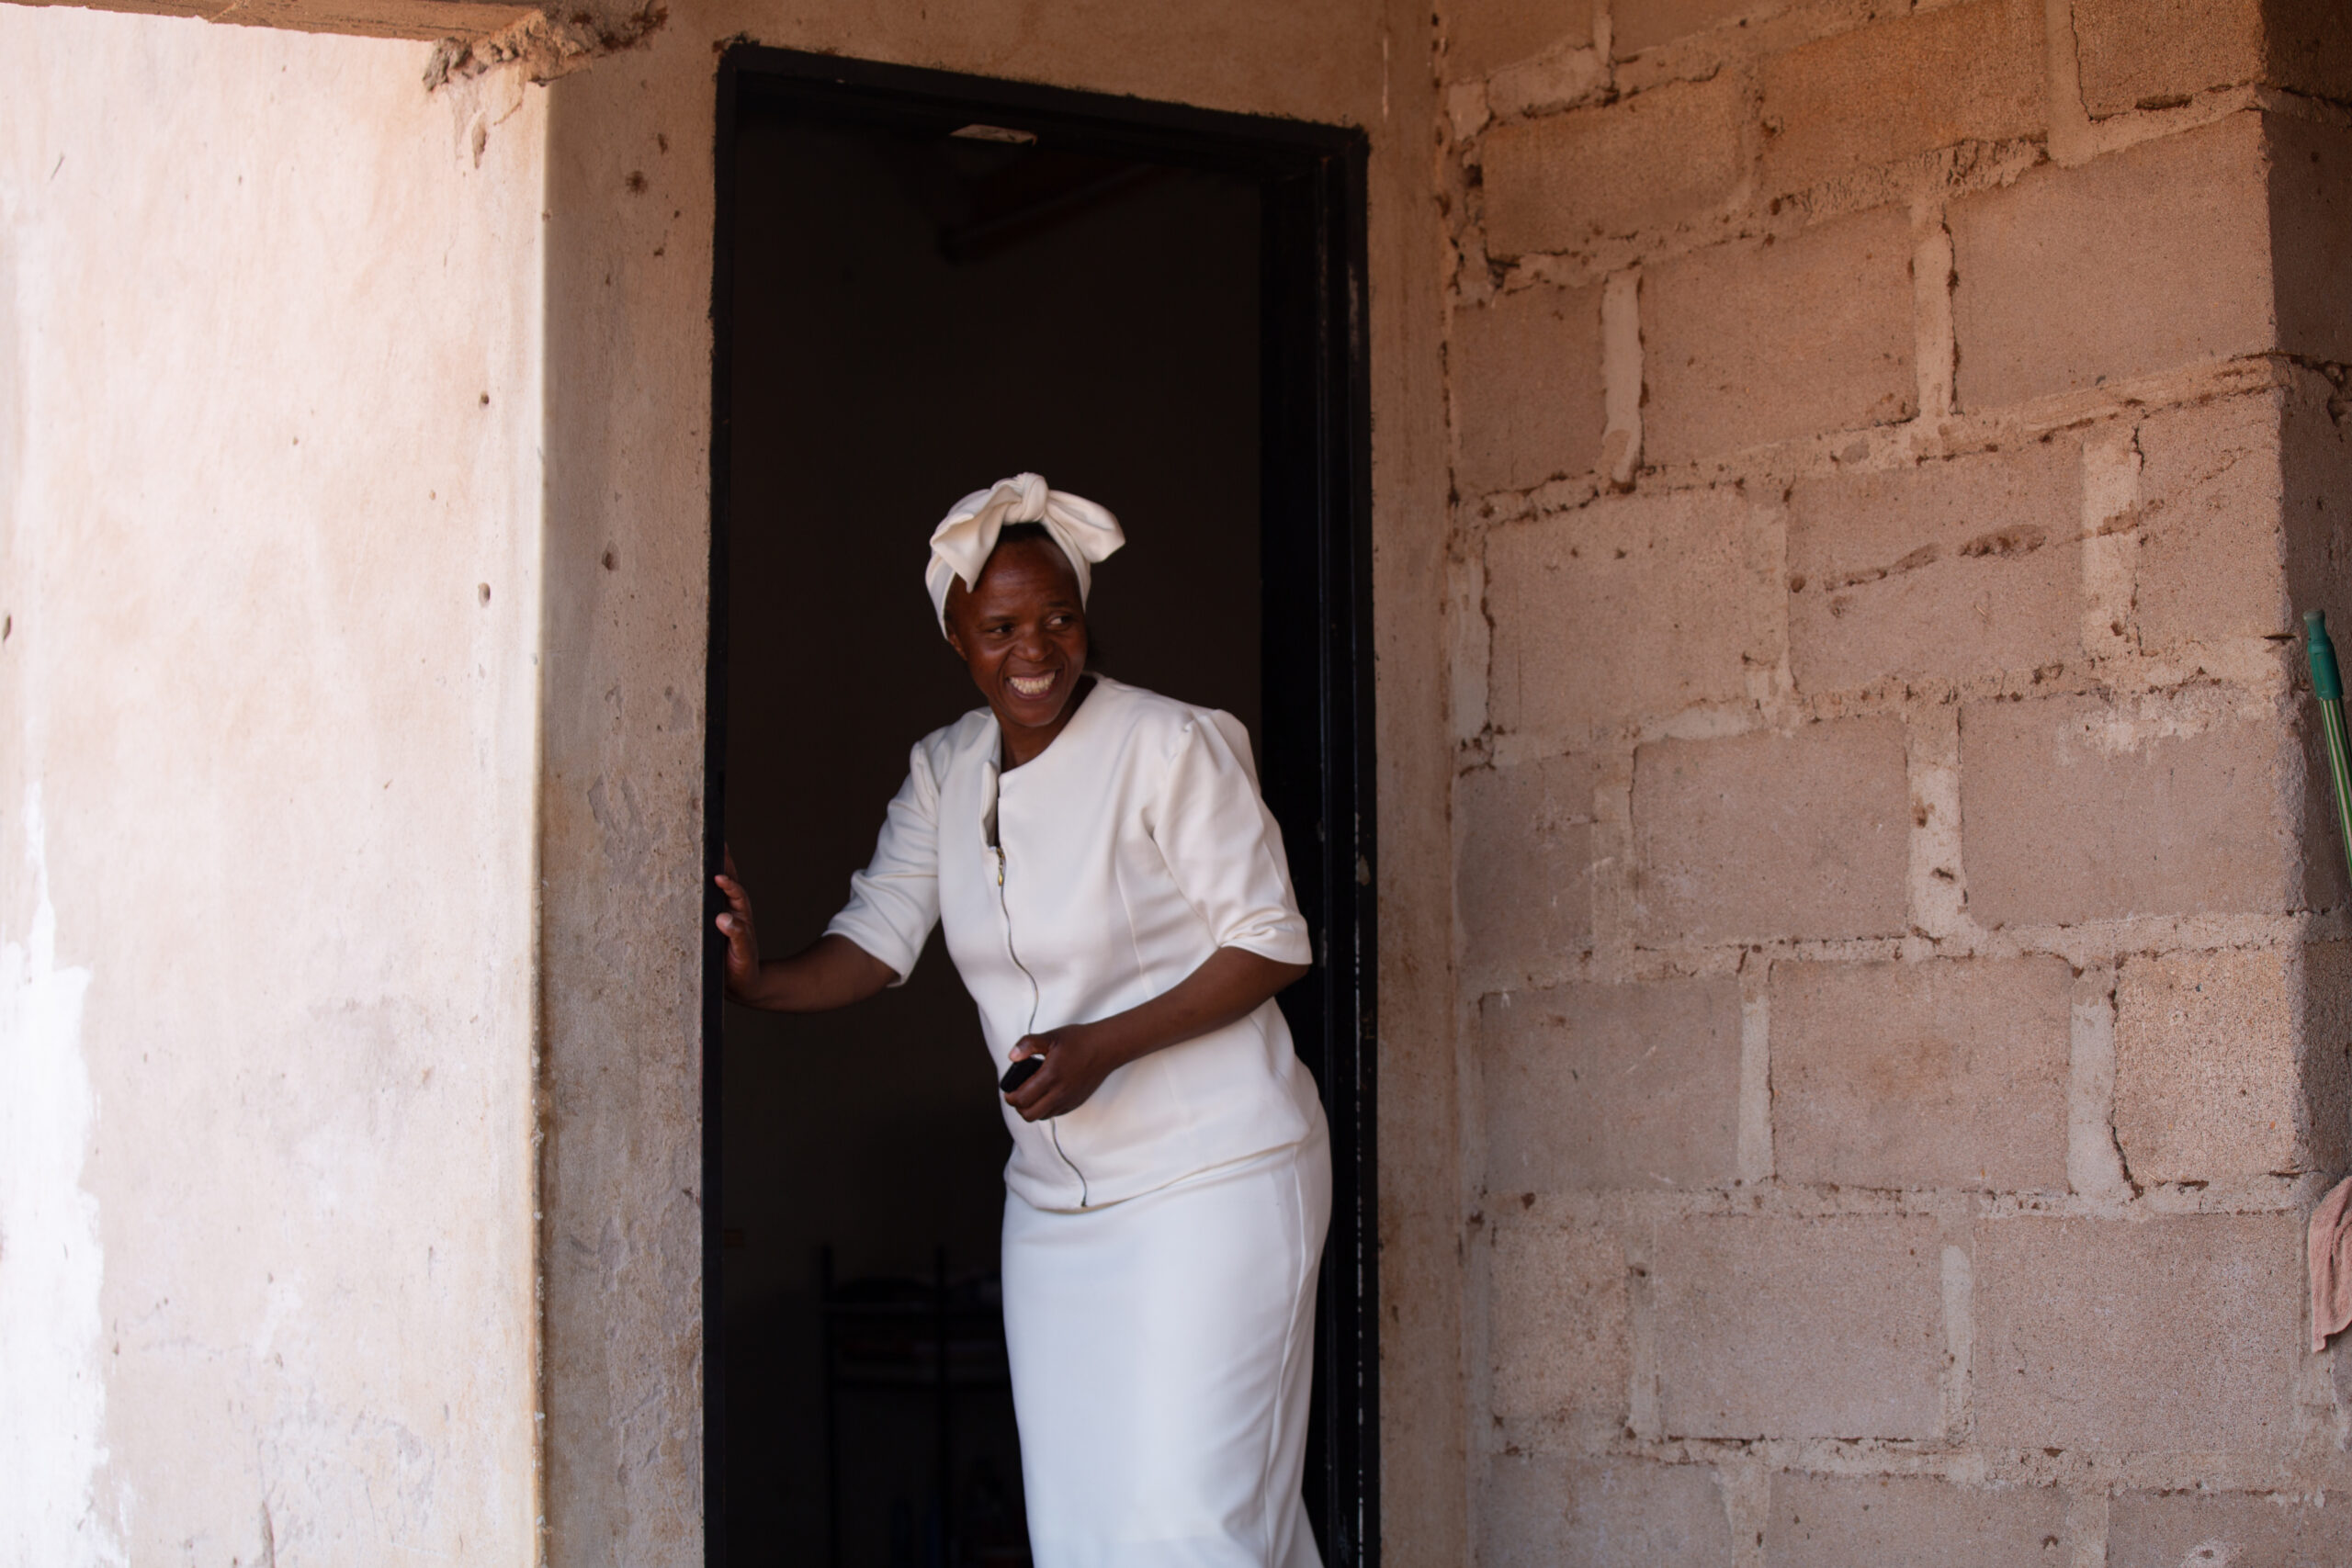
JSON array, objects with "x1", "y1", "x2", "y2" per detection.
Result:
[{"x1": 944, "y1": 536, "x2": 1091, "y2": 758}]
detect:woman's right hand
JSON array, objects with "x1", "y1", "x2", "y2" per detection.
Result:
[
  {"x1": 714, "y1": 851, "x2": 895, "y2": 1012},
  {"x1": 715, "y1": 848, "x2": 763, "y2": 1003}
]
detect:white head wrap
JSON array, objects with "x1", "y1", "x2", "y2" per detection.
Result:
[{"x1": 924, "y1": 473, "x2": 1125, "y2": 635}]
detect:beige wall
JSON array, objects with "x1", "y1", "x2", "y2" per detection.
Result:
[
  {"x1": 1438, "y1": 0, "x2": 2352, "y2": 1559},
  {"x1": 0, "y1": 9, "x2": 548, "y2": 1562}
]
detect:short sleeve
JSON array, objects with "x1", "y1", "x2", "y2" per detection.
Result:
[
  {"x1": 1148, "y1": 712, "x2": 1313, "y2": 966},
  {"x1": 822, "y1": 741, "x2": 944, "y2": 985}
]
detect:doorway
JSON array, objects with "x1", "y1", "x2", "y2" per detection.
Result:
[{"x1": 705, "y1": 50, "x2": 1374, "y2": 1567}]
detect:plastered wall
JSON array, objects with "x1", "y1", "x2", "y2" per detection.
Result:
[
  {"x1": 1437, "y1": 0, "x2": 2352, "y2": 1560},
  {"x1": 0, "y1": 10, "x2": 548, "y2": 1562}
]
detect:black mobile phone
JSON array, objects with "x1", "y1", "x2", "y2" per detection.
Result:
[{"x1": 1000, "y1": 1055, "x2": 1046, "y2": 1093}]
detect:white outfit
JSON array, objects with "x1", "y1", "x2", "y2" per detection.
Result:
[{"x1": 826, "y1": 675, "x2": 1329, "y2": 1565}]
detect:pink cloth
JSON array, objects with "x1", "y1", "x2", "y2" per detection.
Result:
[{"x1": 2310, "y1": 1175, "x2": 2352, "y2": 1352}]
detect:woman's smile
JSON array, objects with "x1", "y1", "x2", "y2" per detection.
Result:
[{"x1": 1009, "y1": 671, "x2": 1058, "y2": 699}]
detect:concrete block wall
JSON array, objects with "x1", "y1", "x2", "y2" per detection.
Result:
[{"x1": 1438, "y1": 0, "x2": 2352, "y2": 1559}]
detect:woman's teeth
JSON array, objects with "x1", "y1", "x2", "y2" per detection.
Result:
[{"x1": 1010, "y1": 673, "x2": 1056, "y2": 698}]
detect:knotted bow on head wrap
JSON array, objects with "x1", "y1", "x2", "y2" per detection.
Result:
[{"x1": 925, "y1": 473, "x2": 1125, "y2": 635}]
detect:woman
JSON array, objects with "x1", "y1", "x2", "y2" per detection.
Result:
[{"x1": 715, "y1": 473, "x2": 1329, "y2": 1568}]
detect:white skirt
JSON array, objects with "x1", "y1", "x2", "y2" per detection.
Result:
[{"x1": 1001, "y1": 1118, "x2": 1331, "y2": 1568}]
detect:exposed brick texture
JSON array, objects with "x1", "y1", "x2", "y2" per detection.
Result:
[
  {"x1": 1482, "y1": 1454, "x2": 1735, "y2": 1568},
  {"x1": 2133, "y1": 391, "x2": 2290, "y2": 649},
  {"x1": 1973, "y1": 1215, "x2": 2300, "y2": 1451},
  {"x1": 2267, "y1": 116, "x2": 2352, "y2": 369},
  {"x1": 2116, "y1": 943, "x2": 2352, "y2": 1183},
  {"x1": 2285, "y1": 375, "x2": 2352, "y2": 631},
  {"x1": 1481, "y1": 74, "x2": 1746, "y2": 257},
  {"x1": 2133, "y1": 372, "x2": 2352, "y2": 656},
  {"x1": 1772, "y1": 956, "x2": 2072, "y2": 1190},
  {"x1": 1442, "y1": 0, "x2": 1598, "y2": 81},
  {"x1": 1633, "y1": 718, "x2": 1910, "y2": 944},
  {"x1": 1758, "y1": 0, "x2": 2044, "y2": 197},
  {"x1": 2108, "y1": 1490, "x2": 2352, "y2": 1568},
  {"x1": 1487, "y1": 1216, "x2": 1631, "y2": 1441},
  {"x1": 1653, "y1": 1216, "x2": 1944, "y2": 1439},
  {"x1": 1765, "y1": 1474, "x2": 2068, "y2": 1568},
  {"x1": 1950, "y1": 115, "x2": 2274, "y2": 410},
  {"x1": 2115, "y1": 947, "x2": 2301, "y2": 1183},
  {"x1": 1610, "y1": 0, "x2": 1765, "y2": 58},
  {"x1": 1437, "y1": 0, "x2": 2343, "y2": 1545},
  {"x1": 1452, "y1": 283, "x2": 1606, "y2": 495},
  {"x1": 1786, "y1": 440, "x2": 2082, "y2": 692},
  {"x1": 1457, "y1": 753, "x2": 1599, "y2": 988},
  {"x1": 1480, "y1": 979, "x2": 1743, "y2": 1190},
  {"x1": 1484, "y1": 487, "x2": 1756, "y2": 745},
  {"x1": 1959, "y1": 694, "x2": 2297, "y2": 929},
  {"x1": 1646, "y1": 206, "x2": 1917, "y2": 463},
  {"x1": 2074, "y1": 0, "x2": 2352, "y2": 117},
  {"x1": 2073, "y1": 0, "x2": 2266, "y2": 117}
]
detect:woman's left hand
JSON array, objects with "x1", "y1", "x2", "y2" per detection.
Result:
[
  {"x1": 999, "y1": 947, "x2": 1309, "y2": 1122},
  {"x1": 1002, "y1": 1025, "x2": 1117, "y2": 1122}
]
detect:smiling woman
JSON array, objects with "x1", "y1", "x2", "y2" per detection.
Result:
[{"x1": 718, "y1": 477, "x2": 1326, "y2": 1567}]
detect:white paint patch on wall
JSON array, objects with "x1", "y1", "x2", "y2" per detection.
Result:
[{"x1": 0, "y1": 787, "x2": 119, "y2": 1567}]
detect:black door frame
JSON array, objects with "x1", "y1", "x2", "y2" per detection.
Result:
[{"x1": 703, "y1": 46, "x2": 1377, "y2": 1564}]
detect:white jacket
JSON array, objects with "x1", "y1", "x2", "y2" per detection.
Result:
[{"x1": 825, "y1": 676, "x2": 1321, "y2": 1211}]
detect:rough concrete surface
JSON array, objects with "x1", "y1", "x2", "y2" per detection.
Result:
[
  {"x1": 1432, "y1": 0, "x2": 2352, "y2": 1555},
  {"x1": 1960, "y1": 694, "x2": 2299, "y2": 929},
  {"x1": 1786, "y1": 438, "x2": 2083, "y2": 691},
  {"x1": 1973, "y1": 1214, "x2": 2300, "y2": 1453},
  {"x1": 1756, "y1": 0, "x2": 2044, "y2": 197},
  {"x1": 2114, "y1": 946, "x2": 2306, "y2": 1184},
  {"x1": 1484, "y1": 487, "x2": 1759, "y2": 745},
  {"x1": 1771, "y1": 956, "x2": 2073, "y2": 1190},
  {"x1": 2072, "y1": 0, "x2": 2352, "y2": 118},
  {"x1": 2133, "y1": 390, "x2": 2292, "y2": 649},
  {"x1": 1653, "y1": 1215, "x2": 1945, "y2": 1439},
  {"x1": 1441, "y1": 0, "x2": 1597, "y2": 81},
  {"x1": 1644, "y1": 204, "x2": 1917, "y2": 462},
  {"x1": 0, "y1": 10, "x2": 546, "y2": 1562},
  {"x1": 1480, "y1": 73, "x2": 1747, "y2": 255},
  {"x1": 1457, "y1": 751, "x2": 1600, "y2": 989},
  {"x1": 1766, "y1": 1473, "x2": 2068, "y2": 1567},
  {"x1": 1452, "y1": 282, "x2": 1606, "y2": 494},
  {"x1": 1611, "y1": 0, "x2": 1769, "y2": 59},
  {"x1": 2107, "y1": 1488, "x2": 2352, "y2": 1567},
  {"x1": 1487, "y1": 1215, "x2": 1631, "y2": 1442},
  {"x1": 1480, "y1": 978, "x2": 1743, "y2": 1190},
  {"x1": 1481, "y1": 1453, "x2": 1734, "y2": 1566},
  {"x1": 1949, "y1": 115, "x2": 2277, "y2": 410},
  {"x1": 2267, "y1": 114, "x2": 2352, "y2": 370},
  {"x1": 1633, "y1": 718, "x2": 1912, "y2": 945}
]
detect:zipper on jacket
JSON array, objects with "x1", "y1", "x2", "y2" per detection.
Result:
[{"x1": 992, "y1": 837, "x2": 1088, "y2": 1206}]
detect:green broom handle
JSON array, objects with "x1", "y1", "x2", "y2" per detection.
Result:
[{"x1": 2306, "y1": 610, "x2": 2352, "y2": 889}]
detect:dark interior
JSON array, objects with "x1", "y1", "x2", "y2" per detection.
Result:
[{"x1": 718, "y1": 99, "x2": 1266, "y2": 1565}]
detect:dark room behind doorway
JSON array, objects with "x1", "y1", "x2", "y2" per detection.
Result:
[{"x1": 718, "y1": 94, "x2": 1265, "y2": 1565}]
